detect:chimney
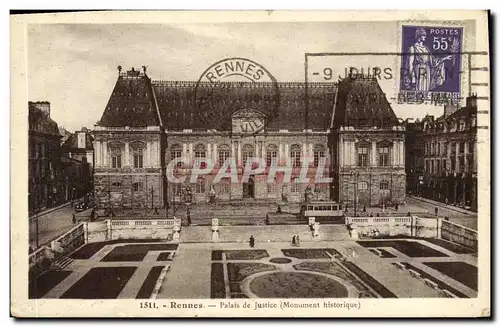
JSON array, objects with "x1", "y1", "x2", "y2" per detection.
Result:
[
  {"x1": 30, "y1": 101, "x2": 51, "y2": 116},
  {"x1": 77, "y1": 131, "x2": 86, "y2": 149},
  {"x1": 444, "y1": 103, "x2": 459, "y2": 118},
  {"x1": 466, "y1": 94, "x2": 477, "y2": 108}
]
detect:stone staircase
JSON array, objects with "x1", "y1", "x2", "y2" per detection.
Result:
[{"x1": 52, "y1": 252, "x2": 75, "y2": 270}]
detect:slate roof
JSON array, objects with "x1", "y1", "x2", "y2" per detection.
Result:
[
  {"x1": 97, "y1": 70, "x2": 401, "y2": 131},
  {"x1": 97, "y1": 71, "x2": 161, "y2": 127},
  {"x1": 332, "y1": 76, "x2": 399, "y2": 128},
  {"x1": 152, "y1": 81, "x2": 336, "y2": 131},
  {"x1": 61, "y1": 132, "x2": 94, "y2": 151}
]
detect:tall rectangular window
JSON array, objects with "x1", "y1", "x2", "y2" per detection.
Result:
[
  {"x1": 357, "y1": 147, "x2": 368, "y2": 167},
  {"x1": 291, "y1": 150, "x2": 301, "y2": 167},
  {"x1": 266, "y1": 150, "x2": 277, "y2": 167},
  {"x1": 314, "y1": 150, "x2": 325, "y2": 167},
  {"x1": 291, "y1": 180, "x2": 299, "y2": 193},
  {"x1": 218, "y1": 150, "x2": 230, "y2": 167},
  {"x1": 195, "y1": 179, "x2": 205, "y2": 194},
  {"x1": 171, "y1": 150, "x2": 182, "y2": 167},
  {"x1": 378, "y1": 147, "x2": 390, "y2": 166},
  {"x1": 112, "y1": 155, "x2": 122, "y2": 168},
  {"x1": 133, "y1": 154, "x2": 143, "y2": 168}
]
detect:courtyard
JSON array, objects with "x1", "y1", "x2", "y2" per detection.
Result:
[{"x1": 29, "y1": 232, "x2": 478, "y2": 300}]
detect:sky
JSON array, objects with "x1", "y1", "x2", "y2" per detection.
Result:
[{"x1": 27, "y1": 21, "x2": 479, "y2": 132}]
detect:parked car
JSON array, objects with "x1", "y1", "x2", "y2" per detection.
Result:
[{"x1": 75, "y1": 201, "x2": 88, "y2": 212}]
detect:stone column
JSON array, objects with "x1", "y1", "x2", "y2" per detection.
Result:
[
  {"x1": 455, "y1": 143, "x2": 460, "y2": 172},
  {"x1": 182, "y1": 143, "x2": 187, "y2": 160},
  {"x1": 339, "y1": 136, "x2": 344, "y2": 167},
  {"x1": 212, "y1": 143, "x2": 217, "y2": 164},
  {"x1": 392, "y1": 143, "x2": 397, "y2": 167},
  {"x1": 94, "y1": 141, "x2": 101, "y2": 167},
  {"x1": 261, "y1": 141, "x2": 265, "y2": 159},
  {"x1": 399, "y1": 141, "x2": 404, "y2": 166},
  {"x1": 308, "y1": 143, "x2": 313, "y2": 159},
  {"x1": 285, "y1": 143, "x2": 290, "y2": 167},
  {"x1": 124, "y1": 141, "x2": 130, "y2": 167},
  {"x1": 146, "y1": 141, "x2": 151, "y2": 168},
  {"x1": 371, "y1": 141, "x2": 377, "y2": 166},
  {"x1": 231, "y1": 142, "x2": 235, "y2": 162},
  {"x1": 464, "y1": 141, "x2": 469, "y2": 172},
  {"x1": 207, "y1": 144, "x2": 212, "y2": 164},
  {"x1": 279, "y1": 143, "x2": 284, "y2": 165},
  {"x1": 473, "y1": 141, "x2": 477, "y2": 173},
  {"x1": 237, "y1": 141, "x2": 242, "y2": 166},
  {"x1": 189, "y1": 143, "x2": 193, "y2": 166},
  {"x1": 103, "y1": 141, "x2": 108, "y2": 168},
  {"x1": 302, "y1": 144, "x2": 307, "y2": 161}
]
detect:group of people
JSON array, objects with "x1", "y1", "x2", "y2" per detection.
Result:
[{"x1": 291, "y1": 235, "x2": 301, "y2": 247}]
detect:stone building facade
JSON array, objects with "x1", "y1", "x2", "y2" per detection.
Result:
[
  {"x1": 330, "y1": 77, "x2": 406, "y2": 211},
  {"x1": 93, "y1": 67, "x2": 406, "y2": 210},
  {"x1": 417, "y1": 95, "x2": 478, "y2": 211},
  {"x1": 28, "y1": 101, "x2": 63, "y2": 213}
]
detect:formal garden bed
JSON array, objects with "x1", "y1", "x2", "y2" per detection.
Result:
[
  {"x1": 293, "y1": 261, "x2": 377, "y2": 297},
  {"x1": 70, "y1": 239, "x2": 165, "y2": 260},
  {"x1": 369, "y1": 248, "x2": 397, "y2": 258},
  {"x1": 60, "y1": 266, "x2": 136, "y2": 298},
  {"x1": 156, "y1": 252, "x2": 173, "y2": 261},
  {"x1": 401, "y1": 262, "x2": 469, "y2": 297},
  {"x1": 269, "y1": 257, "x2": 292, "y2": 264},
  {"x1": 210, "y1": 263, "x2": 225, "y2": 298},
  {"x1": 211, "y1": 249, "x2": 269, "y2": 261},
  {"x1": 136, "y1": 266, "x2": 164, "y2": 299},
  {"x1": 357, "y1": 240, "x2": 448, "y2": 257},
  {"x1": 249, "y1": 272, "x2": 349, "y2": 298},
  {"x1": 227, "y1": 262, "x2": 276, "y2": 282},
  {"x1": 29, "y1": 270, "x2": 72, "y2": 298},
  {"x1": 341, "y1": 261, "x2": 397, "y2": 298},
  {"x1": 281, "y1": 248, "x2": 341, "y2": 259},
  {"x1": 100, "y1": 244, "x2": 179, "y2": 262},
  {"x1": 423, "y1": 261, "x2": 478, "y2": 291}
]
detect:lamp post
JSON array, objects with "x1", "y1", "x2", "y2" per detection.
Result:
[{"x1": 350, "y1": 171, "x2": 359, "y2": 217}]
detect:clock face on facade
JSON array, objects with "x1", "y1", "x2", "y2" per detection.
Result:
[{"x1": 232, "y1": 108, "x2": 266, "y2": 134}]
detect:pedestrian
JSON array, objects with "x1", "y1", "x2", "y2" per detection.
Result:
[
  {"x1": 407, "y1": 211, "x2": 411, "y2": 217},
  {"x1": 363, "y1": 205, "x2": 366, "y2": 213},
  {"x1": 296, "y1": 235, "x2": 300, "y2": 247},
  {"x1": 395, "y1": 203, "x2": 399, "y2": 211},
  {"x1": 154, "y1": 206, "x2": 160, "y2": 215},
  {"x1": 434, "y1": 207, "x2": 439, "y2": 216},
  {"x1": 249, "y1": 235, "x2": 255, "y2": 248},
  {"x1": 72, "y1": 213, "x2": 76, "y2": 224},
  {"x1": 292, "y1": 235, "x2": 296, "y2": 246}
]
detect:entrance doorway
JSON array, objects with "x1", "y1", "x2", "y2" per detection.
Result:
[{"x1": 243, "y1": 176, "x2": 255, "y2": 198}]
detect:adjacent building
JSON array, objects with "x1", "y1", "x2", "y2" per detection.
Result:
[
  {"x1": 408, "y1": 95, "x2": 478, "y2": 211},
  {"x1": 92, "y1": 67, "x2": 406, "y2": 211},
  {"x1": 29, "y1": 101, "x2": 94, "y2": 214},
  {"x1": 28, "y1": 101, "x2": 63, "y2": 213}
]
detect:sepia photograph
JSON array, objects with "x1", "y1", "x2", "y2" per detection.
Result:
[{"x1": 10, "y1": 10, "x2": 490, "y2": 318}]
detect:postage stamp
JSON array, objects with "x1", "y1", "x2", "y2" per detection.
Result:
[
  {"x1": 398, "y1": 25, "x2": 464, "y2": 105},
  {"x1": 10, "y1": 10, "x2": 490, "y2": 319}
]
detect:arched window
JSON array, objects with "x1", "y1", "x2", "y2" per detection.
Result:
[
  {"x1": 218, "y1": 144, "x2": 230, "y2": 167},
  {"x1": 358, "y1": 181, "x2": 368, "y2": 190},
  {"x1": 290, "y1": 144, "x2": 301, "y2": 167},
  {"x1": 170, "y1": 144, "x2": 182, "y2": 167},
  {"x1": 109, "y1": 143, "x2": 124, "y2": 168},
  {"x1": 380, "y1": 180, "x2": 389, "y2": 190},
  {"x1": 313, "y1": 144, "x2": 326, "y2": 167},
  {"x1": 195, "y1": 177, "x2": 205, "y2": 194},
  {"x1": 220, "y1": 177, "x2": 230, "y2": 194},
  {"x1": 242, "y1": 144, "x2": 254, "y2": 165},
  {"x1": 266, "y1": 144, "x2": 278, "y2": 167},
  {"x1": 130, "y1": 141, "x2": 145, "y2": 168},
  {"x1": 194, "y1": 144, "x2": 207, "y2": 168}
]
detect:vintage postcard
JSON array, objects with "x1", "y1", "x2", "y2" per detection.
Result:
[{"x1": 11, "y1": 10, "x2": 490, "y2": 318}]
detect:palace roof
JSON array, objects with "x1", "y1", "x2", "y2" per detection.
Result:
[{"x1": 97, "y1": 68, "x2": 401, "y2": 131}]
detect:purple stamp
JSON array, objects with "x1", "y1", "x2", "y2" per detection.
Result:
[{"x1": 398, "y1": 25, "x2": 463, "y2": 105}]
